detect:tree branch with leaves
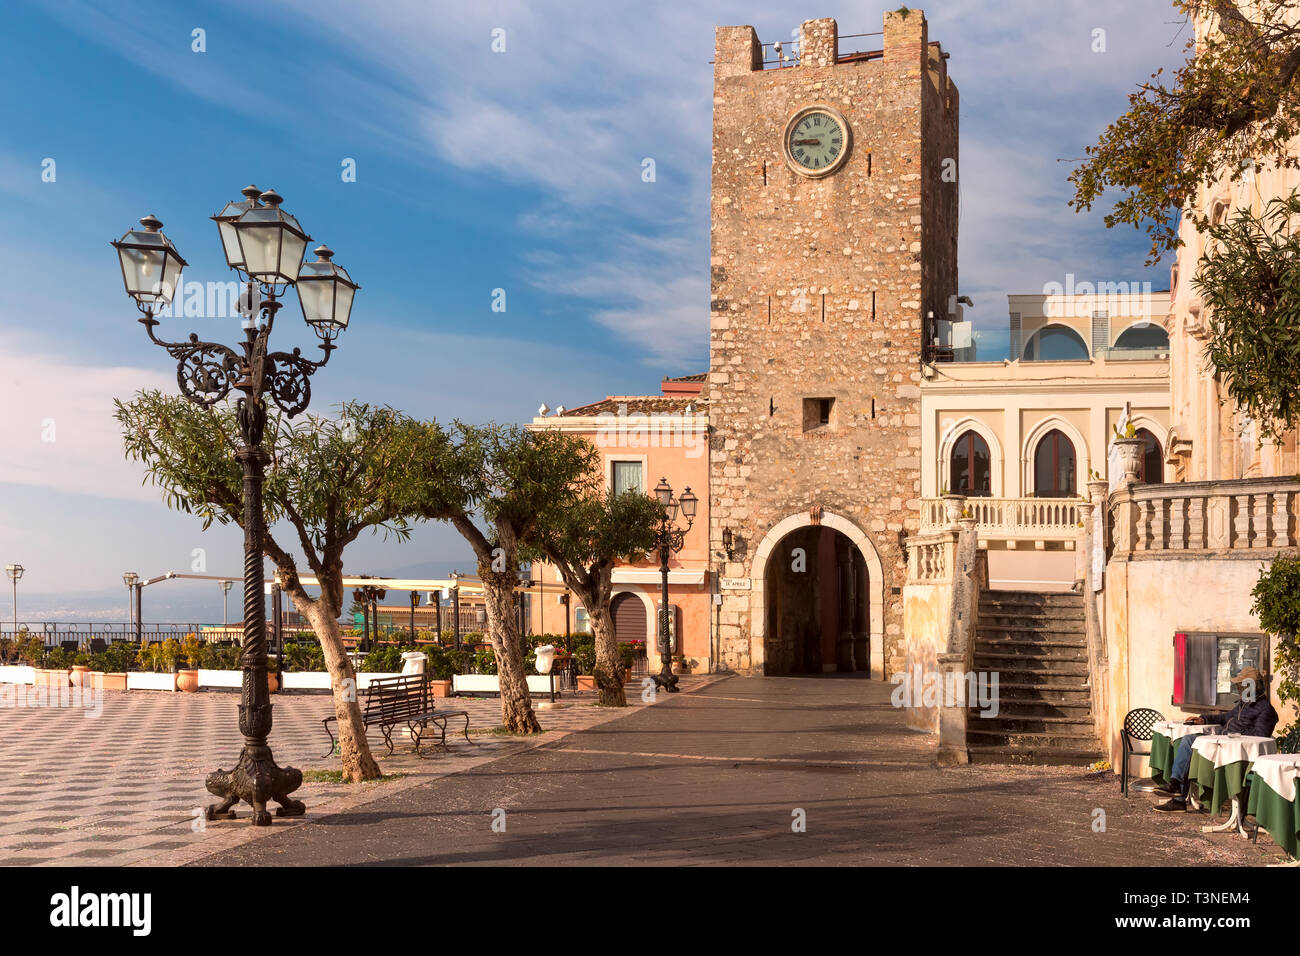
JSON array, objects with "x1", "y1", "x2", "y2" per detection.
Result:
[{"x1": 116, "y1": 392, "x2": 459, "y2": 781}]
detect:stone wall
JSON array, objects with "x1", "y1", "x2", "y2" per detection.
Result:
[{"x1": 707, "y1": 10, "x2": 959, "y2": 676}]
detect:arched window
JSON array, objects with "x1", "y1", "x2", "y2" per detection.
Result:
[
  {"x1": 1033, "y1": 429, "x2": 1076, "y2": 498},
  {"x1": 949, "y1": 430, "x2": 991, "y2": 497},
  {"x1": 1023, "y1": 325, "x2": 1089, "y2": 361},
  {"x1": 1113, "y1": 324, "x2": 1170, "y2": 351},
  {"x1": 1135, "y1": 428, "x2": 1163, "y2": 483}
]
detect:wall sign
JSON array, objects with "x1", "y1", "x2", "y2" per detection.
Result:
[{"x1": 720, "y1": 577, "x2": 751, "y2": 590}]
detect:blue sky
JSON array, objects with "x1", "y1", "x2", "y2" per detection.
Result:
[{"x1": 0, "y1": 0, "x2": 1181, "y2": 621}]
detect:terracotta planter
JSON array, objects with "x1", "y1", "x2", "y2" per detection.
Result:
[
  {"x1": 177, "y1": 668, "x2": 200, "y2": 693},
  {"x1": 35, "y1": 668, "x2": 69, "y2": 689},
  {"x1": 576, "y1": 675, "x2": 596, "y2": 691},
  {"x1": 429, "y1": 679, "x2": 453, "y2": 698},
  {"x1": 91, "y1": 671, "x2": 128, "y2": 692},
  {"x1": 672, "y1": 661, "x2": 688, "y2": 675},
  {"x1": 69, "y1": 665, "x2": 91, "y2": 688},
  {"x1": 268, "y1": 671, "x2": 280, "y2": 694}
]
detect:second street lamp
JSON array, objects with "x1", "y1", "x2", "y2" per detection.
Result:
[
  {"x1": 649, "y1": 479, "x2": 696, "y2": 693},
  {"x1": 5, "y1": 564, "x2": 24, "y2": 628},
  {"x1": 112, "y1": 186, "x2": 358, "y2": 826},
  {"x1": 122, "y1": 572, "x2": 138, "y2": 632},
  {"x1": 409, "y1": 589, "x2": 421, "y2": 641}
]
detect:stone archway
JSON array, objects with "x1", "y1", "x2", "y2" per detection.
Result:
[{"x1": 750, "y1": 511, "x2": 885, "y2": 678}]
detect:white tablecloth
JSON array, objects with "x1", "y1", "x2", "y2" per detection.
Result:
[
  {"x1": 1191, "y1": 733, "x2": 1277, "y2": 769},
  {"x1": 1251, "y1": 753, "x2": 1300, "y2": 803},
  {"x1": 1154, "y1": 721, "x2": 1203, "y2": 742}
]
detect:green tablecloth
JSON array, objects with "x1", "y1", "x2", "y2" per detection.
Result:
[
  {"x1": 1188, "y1": 751, "x2": 1250, "y2": 816},
  {"x1": 1247, "y1": 771, "x2": 1300, "y2": 860},
  {"x1": 1150, "y1": 731, "x2": 1175, "y2": 787}
]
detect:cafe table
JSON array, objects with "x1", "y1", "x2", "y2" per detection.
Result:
[
  {"x1": 1245, "y1": 753, "x2": 1300, "y2": 860},
  {"x1": 1188, "y1": 733, "x2": 1278, "y2": 835},
  {"x1": 1149, "y1": 721, "x2": 1204, "y2": 787}
]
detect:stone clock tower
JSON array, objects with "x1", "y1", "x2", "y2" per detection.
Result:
[{"x1": 708, "y1": 11, "x2": 958, "y2": 678}]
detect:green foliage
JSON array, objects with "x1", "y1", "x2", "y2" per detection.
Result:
[
  {"x1": 571, "y1": 634, "x2": 597, "y2": 675},
  {"x1": 282, "y1": 642, "x2": 326, "y2": 672},
  {"x1": 618, "y1": 642, "x2": 637, "y2": 669},
  {"x1": 1112, "y1": 421, "x2": 1137, "y2": 440},
  {"x1": 1070, "y1": 0, "x2": 1300, "y2": 262},
  {"x1": 44, "y1": 647, "x2": 74, "y2": 670},
  {"x1": 1252, "y1": 556, "x2": 1300, "y2": 742},
  {"x1": 1193, "y1": 191, "x2": 1300, "y2": 436},
  {"x1": 115, "y1": 394, "x2": 460, "y2": 616},
  {"x1": 137, "y1": 638, "x2": 183, "y2": 673}
]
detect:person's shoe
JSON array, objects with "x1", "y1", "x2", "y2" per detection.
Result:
[
  {"x1": 1152, "y1": 782, "x2": 1180, "y2": 795},
  {"x1": 1153, "y1": 797, "x2": 1187, "y2": 812}
]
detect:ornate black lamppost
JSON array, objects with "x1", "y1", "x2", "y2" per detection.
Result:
[
  {"x1": 112, "y1": 186, "x2": 359, "y2": 826},
  {"x1": 650, "y1": 478, "x2": 697, "y2": 693}
]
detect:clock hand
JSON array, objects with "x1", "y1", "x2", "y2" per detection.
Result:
[{"x1": 793, "y1": 138, "x2": 821, "y2": 145}]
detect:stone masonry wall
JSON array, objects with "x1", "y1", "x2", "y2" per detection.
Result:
[{"x1": 707, "y1": 11, "x2": 959, "y2": 676}]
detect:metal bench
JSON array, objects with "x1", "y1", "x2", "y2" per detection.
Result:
[{"x1": 321, "y1": 674, "x2": 472, "y2": 758}]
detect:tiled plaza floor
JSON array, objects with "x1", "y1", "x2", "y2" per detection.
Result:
[{"x1": 0, "y1": 676, "x2": 720, "y2": 866}]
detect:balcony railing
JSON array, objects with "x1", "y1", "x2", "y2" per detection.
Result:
[
  {"x1": 920, "y1": 496, "x2": 1081, "y2": 540},
  {"x1": 1111, "y1": 476, "x2": 1300, "y2": 555}
]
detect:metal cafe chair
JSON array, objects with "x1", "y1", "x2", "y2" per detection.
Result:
[{"x1": 1122, "y1": 707, "x2": 1164, "y2": 796}]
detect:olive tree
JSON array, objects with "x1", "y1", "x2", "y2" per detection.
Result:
[
  {"x1": 434, "y1": 423, "x2": 606, "y2": 733},
  {"x1": 116, "y1": 392, "x2": 458, "y2": 782},
  {"x1": 527, "y1": 483, "x2": 663, "y2": 707}
]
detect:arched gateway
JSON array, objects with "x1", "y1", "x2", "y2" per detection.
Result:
[{"x1": 749, "y1": 511, "x2": 885, "y2": 677}]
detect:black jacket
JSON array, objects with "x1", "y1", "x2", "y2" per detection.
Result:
[{"x1": 1204, "y1": 696, "x2": 1279, "y2": 738}]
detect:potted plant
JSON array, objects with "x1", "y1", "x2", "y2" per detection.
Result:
[
  {"x1": 672, "y1": 654, "x2": 689, "y2": 675},
  {"x1": 941, "y1": 486, "x2": 967, "y2": 523},
  {"x1": 36, "y1": 645, "x2": 72, "y2": 689},
  {"x1": 70, "y1": 650, "x2": 92, "y2": 688},
  {"x1": 619, "y1": 641, "x2": 637, "y2": 681},
  {"x1": 1111, "y1": 422, "x2": 1144, "y2": 485},
  {"x1": 177, "y1": 632, "x2": 203, "y2": 693}
]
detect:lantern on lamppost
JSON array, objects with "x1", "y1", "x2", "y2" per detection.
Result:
[
  {"x1": 111, "y1": 186, "x2": 359, "y2": 826},
  {"x1": 409, "y1": 590, "x2": 422, "y2": 642}
]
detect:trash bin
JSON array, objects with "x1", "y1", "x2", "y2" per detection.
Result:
[{"x1": 400, "y1": 651, "x2": 427, "y2": 676}]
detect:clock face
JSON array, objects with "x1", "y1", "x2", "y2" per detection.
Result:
[{"x1": 785, "y1": 108, "x2": 849, "y2": 176}]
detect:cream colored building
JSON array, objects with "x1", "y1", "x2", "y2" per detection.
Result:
[{"x1": 920, "y1": 291, "x2": 1170, "y2": 589}]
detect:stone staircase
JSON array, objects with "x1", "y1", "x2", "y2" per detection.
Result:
[{"x1": 967, "y1": 590, "x2": 1104, "y2": 766}]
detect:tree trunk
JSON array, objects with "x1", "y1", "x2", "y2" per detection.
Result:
[
  {"x1": 291, "y1": 591, "x2": 382, "y2": 782},
  {"x1": 587, "y1": 603, "x2": 627, "y2": 707},
  {"x1": 480, "y1": 567, "x2": 542, "y2": 734}
]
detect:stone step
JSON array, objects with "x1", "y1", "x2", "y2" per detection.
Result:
[
  {"x1": 966, "y1": 745, "x2": 1106, "y2": 767},
  {"x1": 966, "y1": 727, "x2": 1103, "y2": 750},
  {"x1": 994, "y1": 699, "x2": 1095, "y2": 719},
  {"x1": 976, "y1": 630, "x2": 1087, "y2": 646},
  {"x1": 974, "y1": 715, "x2": 1098, "y2": 734},
  {"x1": 994, "y1": 682, "x2": 1092, "y2": 702},
  {"x1": 975, "y1": 637, "x2": 1088, "y2": 654},
  {"x1": 986, "y1": 670, "x2": 1090, "y2": 689},
  {"x1": 981, "y1": 590, "x2": 1084, "y2": 607},
  {"x1": 973, "y1": 655, "x2": 1089, "y2": 676},
  {"x1": 978, "y1": 603, "x2": 1085, "y2": 620},
  {"x1": 978, "y1": 612, "x2": 1087, "y2": 629}
]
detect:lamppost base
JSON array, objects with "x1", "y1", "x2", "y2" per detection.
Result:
[
  {"x1": 204, "y1": 744, "x2": 305, "y2": 826},
  {"x1": 652, "y1": 671, "x2": 680, "y2": 693}
]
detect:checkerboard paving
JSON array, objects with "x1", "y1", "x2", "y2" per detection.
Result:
[{"x1": 0, "y1": 676, "x2": 724, "y2": 866}]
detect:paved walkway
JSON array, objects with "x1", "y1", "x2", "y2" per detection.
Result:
[
  {"x1": 195, "y1": 675, "x2": 1290, "y2": 867},
  {"x1": 0, "y1": 677, "x2": 716, "y2": 866}
]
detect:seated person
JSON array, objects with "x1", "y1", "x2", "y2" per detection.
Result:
[{"x1": 1154, "y1": 666, "x2": 1278, "y2": 812}]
